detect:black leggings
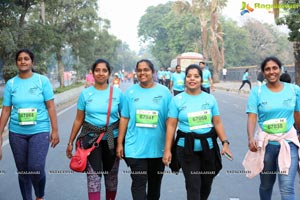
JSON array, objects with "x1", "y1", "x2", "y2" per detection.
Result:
[{"x1": 239, "y1": 80, "x2": 251, "y2": 90}]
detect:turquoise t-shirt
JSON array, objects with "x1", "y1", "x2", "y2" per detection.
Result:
[
  {"x1": 168, "y1": 92, "x2": 219, "y2": 151},
  {"x1": 3, "y1": 73, "x2": 54, "y2": 134},
  {"x1": 171, "y1": 72, "x2": 185, "y2": 91},
  {"x1": 77, "y1": 85, "x2": 123, "y2": 139},
  {"x1": 242, "y1": 72, "x2": 249, "y2": 81},
  {"x1": 246, "y1": 83, "x2": 300, "y2": 136},
  {"x1": 121, "y1": 83, "x2": 172, "y2": 158},
  {"x1": 165, "y1": 71, "x2": 171, "y2": 79},
  {"x1": 157, "y1": 70, "x2": 165, "y2": 79},
  {"x1": 202, "y1": 69, "x2": 211, "y2": 88}
]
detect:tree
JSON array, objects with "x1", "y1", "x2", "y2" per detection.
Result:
[
  {"x1": 274, "y1": 0, "x2": 300, "y2": 84},
  {"x1": 173, "y1": 0, "x2": 227, "y2": 82},
  {"x1": 138, "y1": 2, "x2": 201, "y2": 68}
]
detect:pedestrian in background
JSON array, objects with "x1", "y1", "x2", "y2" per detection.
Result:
[
  {"x1": 222, "y1": 67, "x2": 227, "y2": 81},
  {"x1": 116, "y1": 59, "x2": 172, "y2": 200},
  {"x1": 238, "y1": 69, "x2": 251, "y2": 93},
  {"x1": 243, "y1": 56, "x2": 300, "y2": 200},
  {"x1": 0, "y1": 48, "x2": 59, "y2": 200},
  {"x1": 256, "y1": 69, "x2": 265, "y2": 87},
  {"x1": 163, "y1": 64, "x2": 232, "y2": 200},
  {"x1": 85, "y1": 68, "x2": 95, "y2": 88},
  {"x1": 66, "y1": 59, "x2": 123, "y2": 200},
  {"x1": 280, "y1": 72, "x2": 291, "y2": 83},
  {"x1": 199, "y1": 61, "x2": 214, "y2": 93},
  {"x1": 170, "y1": 64, "x2": 185, "y2": 96}
]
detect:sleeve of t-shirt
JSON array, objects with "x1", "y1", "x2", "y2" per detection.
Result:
[
  {"x1": 3, "y1": 79, "x2": 12, "y2": 106},
  {"x1": 211, "y1": 96, "x2": 220, "y2": 116},
  {"x1": 41, "y1": 76, "x2": 54, "y2": 101},
  {"x1": 77, "y1": 92, "x2": 86, "y2": 111},
  {"x1": 294, "y1": 85, "x2": 300, "y2": 111},
  {"x1": 121, "y1": 91, "x2": 130, "y2": 118},
  {"x1": 168, "y1": 98, "x2": 178, "y2": 118},
  {"x1": 246, "y1": 87, "x2": 259, "y2": 114}
]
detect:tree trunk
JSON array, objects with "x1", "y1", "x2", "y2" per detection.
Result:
[
  {"x1": 40, "y1": 1, "x2": 45, "y2": 24},
  {"x1": 198, "y1": 15, "x2": 209, "y2": 60},
  {"x1": 294, "y1": 41, "x2": 300, "y2": 85},
  {"x1": 56, "y1": 49, "x2": 65, "y2": 88}
]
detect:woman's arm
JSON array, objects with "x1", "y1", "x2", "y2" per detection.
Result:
[
  {"x1": 66, "y1": 109, "x2": 85, "y2": 158},
  {"x1": 116, "y1": 116, "x2": 129, "y2": 159},
  {"x1": 162, "y1": 117, "x2": 178, "y2": 166},
  {"x1": 0, "y1": 106, "x2": 11, "y2": 160},
  {"x1": 213, "y1": 116, "x2": 232, "y2": 157},
  {"x1": 247, "y1": 113, "x2": 258, "y2": 152},
  {"x1": 46, "y1": 99, "x2": 59, "y2": 148}
]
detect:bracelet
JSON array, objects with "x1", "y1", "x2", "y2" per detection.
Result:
[
  {"x1": 67, "y1": 143, "x2": 73, "y2": 146},
  {"x1": 222, "y1": 140, "x2": 230, "y2": 145}
]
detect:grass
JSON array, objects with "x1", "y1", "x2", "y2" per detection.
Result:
[{"x1": 0, "y1": 82, "x2": 84, "y2": 108}]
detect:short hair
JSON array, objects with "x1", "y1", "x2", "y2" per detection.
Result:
[
  {"x1": 260, "y1": 56, "x2": 282, "y2": 72},
  {"x1": 136, "y1": 59, "x2": 154, "y2": 73},
  {"x1": 280, "y1": 73, "x2": 291, "y2": 83},
  {"x1": 185, "y1": 64, "x2": 203, "y2": 82},
  {"x1": 199, "y1": 61, "x2": 205, "y2": 65},
  {"x1": 16, "y1": 48, "x2": 34, "y2": 63}
]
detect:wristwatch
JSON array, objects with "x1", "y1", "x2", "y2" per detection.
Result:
[{"x1": 222, "y1": 140, "x2": 230, "y2": 145}]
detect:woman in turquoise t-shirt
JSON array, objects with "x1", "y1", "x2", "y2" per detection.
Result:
[
  {"x1": 0, "y1": 49, "x2": 59, "y2": 200},
  {"x1": 246, "y1": 56, "x2": 300, "y2": 200},
  {"x1": 66, "y1": 59, "x2": 122, "y2": 200},
  {"x1": 116, "y1": 59, "x2": 172, "y2": 200},
  {"x1": 163, "y1": 64, "x2": 232, "y2": 200},
  {"x1": 238, "y1": 68, "x2": 252, "y2": 93}
]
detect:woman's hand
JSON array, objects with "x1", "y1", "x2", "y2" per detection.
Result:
[
  {"x1": 66, "y1": 144, "x2": 73, "y2": 159},
  {"x1": 50, "y1": 131, "x2": 60, "y2": 148},
  {"x1": 221, "y1": 143, "x2": 233, "y2": 160},
  {"x1": 248, "y1": 137, "x2": 258, "y2": 152},
  {"x1": 116, "y1": 143, "x2": 124, "y2": 160},
  {"x1": 162, "y1": 150, "x2": 172, "y2": 166}
]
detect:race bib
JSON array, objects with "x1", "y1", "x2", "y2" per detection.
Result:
[
  {"x1": 18, "y1": 108, "x2": 37, "y2": 125},
  {"x1": 177, "y1": 80, "x2": 184, "y2": 86},
  {"x1": 263, "y1": 118, "x2": 287, "y2": 134},
  {"x1": 136, "y1": 110, "x2": 159, "y2": 128},
  {"x1": 188, "y1": 110, "x2": 212, "y2": 130}
]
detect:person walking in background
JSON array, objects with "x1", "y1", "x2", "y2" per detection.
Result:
[
  {"x1": 164, "y1": 67, "x2": 171, "y2": 89},
  {"x1": 85, "y1": 68, "x2": 95, "y2": 88},
  {"x1": 66, "y1": 59, "x2": 123, "y2": 200},
  {"x1": 280, "y1": 72, "x2": 291, "y2": 83},
  {"x1": 170, "y1": 64, "x2": 185, "y2": 96},
  {"x1": 238, "y1": 69, "x2": 251, "y2": 93},
  {"x1": 222, "y1": 67, "x2": 227, "y2": 81},
  {"x1": 243, "y1": 56, "x2": 300, "y2": 200},
  {"x1": 256, "y1": 69, "x2": 265, "y2": 87},
  {"x1": 157, "y1": 67, "x2": 165, "y2": 85},
  {"x1": 116, "y1": 59, "x2": 172, "y2": 200},
  {"x1": 163, "y1": 64, "x2": 232, "y2": 200},
  {"x1": 112, "y1": 72, "x2": 121, "y2": 88},
  {"x1": 199, "y1": 61, "x2": 214, "y2": 93},
  {"x1": 0, "y1": 48, "x2": 59, "y2": 200}
]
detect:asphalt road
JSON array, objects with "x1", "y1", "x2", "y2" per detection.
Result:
[{"x1": 0, "y1": 82, "x2": 300, "y2": 200}]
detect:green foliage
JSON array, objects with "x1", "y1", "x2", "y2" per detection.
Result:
[
  {"x1": 53, "y1": 82, "x2": 84, "y2": 94},
  {"x1": 138, "y1": 2, "x2": 201, "y2": 68}
]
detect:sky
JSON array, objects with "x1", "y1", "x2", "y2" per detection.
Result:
[{"x1": 98, "y1": 0, "x2": 278, "y2": 52}]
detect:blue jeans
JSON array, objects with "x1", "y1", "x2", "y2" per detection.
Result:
[
  {"x1": 9, "y1": 132, "x2": 49, "y2": 200},
  {"x1": 259, "y1": 143, "x2": 298, "y2": 200}
]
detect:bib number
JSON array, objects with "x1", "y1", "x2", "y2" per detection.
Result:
[
  {"x1": 188, "y1": 110, "x2": 212, "y2": 130},
  {"x1": 263, "y1": 118, "x2": 287, "y2": 134},
  {"x1": 136, "y1": 110, "x2": 158, "y2": 128},
  {"x1": 18, "y1": 108, "x2": 37, "y2": 125}
]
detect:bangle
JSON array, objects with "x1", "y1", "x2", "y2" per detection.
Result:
[
  {"x1": 222, "y1": 140, "x2": 230, "y2": 145},
  {"x1": 67, "y1": 143, "x2": 73, "y2": 146}
]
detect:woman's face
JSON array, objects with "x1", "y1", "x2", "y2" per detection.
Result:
[
  {"x1": 185, "y1": 68, "x2": 201, "y2": 91},
  {"x1": 93, "y1": 63, "x2": 109, "y2": 85},
  {"x1": 16, "y1": 52, "x2": 33, "y2": 73},
  {"x1": 263, "y1": 60, "x2": 281, "y2": 84},
  {"x1": 136, "y1": 61, "x2": 153, "y2": 84}
]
